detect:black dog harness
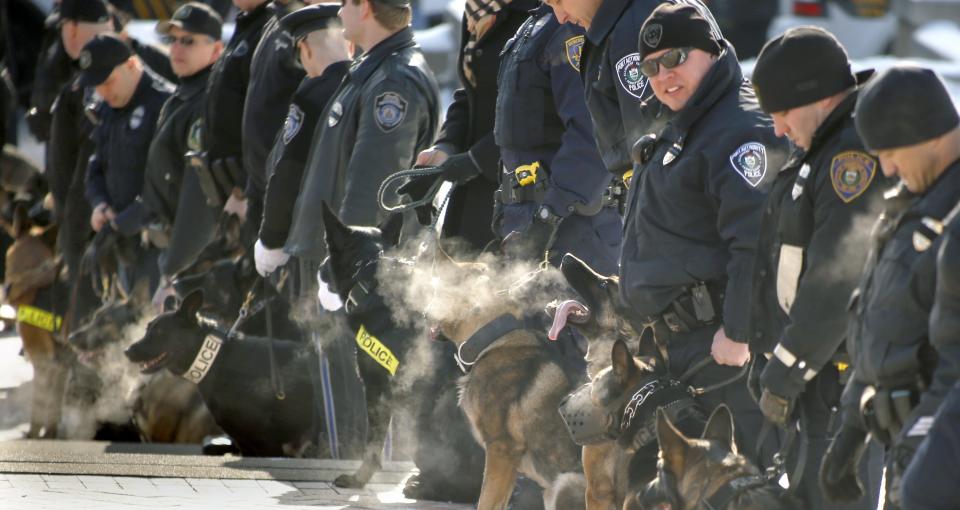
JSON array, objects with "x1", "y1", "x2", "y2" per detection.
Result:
[{"x1": 455, "y1": 313, "x2": 534, "y2": 373}]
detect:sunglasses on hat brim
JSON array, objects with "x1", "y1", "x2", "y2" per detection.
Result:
[{"x1": 640, "y1": 47, "x2": 691, "y2": 78}]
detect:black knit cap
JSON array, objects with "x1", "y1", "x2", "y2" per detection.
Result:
[
  {"x1": 280, "y1": 3, "x2": 341, "y2": 40},
  {"x1": 77, "y1": 33, "x2": 133, "y2": 88},
  {"x1": 156, "y1": 2, "x2": 223, "y2": 40},
  {"x1": 638, "y1": 3, "x2": 721, "y2": 60},
  {"x1": 59, "y1": 0, "x2": 111, "y2": 23},
  {"x1": 855, "y1": 65, "x2": 959, "y2": 152},
  {"x1": 752, "y1": 26, "x2": 855, "y2": 113}
]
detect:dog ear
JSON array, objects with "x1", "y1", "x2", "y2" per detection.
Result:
[
  {"x1": 656, "y1": 407, "x2": 690, "y2": 476},
  {"x1": 163, "y1": 295, "x2": 179, "y2": 313},
  {"x1": 701, "y1": 404, "x2": 736, "y2": 454},
  {"x1": 611, "y1": 338, "x2": 637, "y2": 383},
  {"x1": 10, "y1": 204, "x2": 30, "y2": 239},
  {"x1": 377, "y1": 213, "x2": 403, "y2": 248},
  {"x1": 180, "y1": 289, "x2": 204, "y2": 318},
  {"x1": 321, "y1": 201, "x2": 350, "y2": 251}
]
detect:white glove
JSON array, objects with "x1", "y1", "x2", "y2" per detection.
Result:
[
  {"x1": 316, "y1": 270, "x2": 343, "y2": 312},
  {"x1": 254, "y1": 240, "x2": 290, "y2": 277}
]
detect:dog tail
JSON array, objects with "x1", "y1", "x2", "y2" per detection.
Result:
[{"x1": 547, "y1": 472, "x2": 587, "y2": 510}]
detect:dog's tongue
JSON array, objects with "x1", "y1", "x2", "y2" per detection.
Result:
[{"x1": 548, "y1": 300, "x2": 589, "y2": 340}]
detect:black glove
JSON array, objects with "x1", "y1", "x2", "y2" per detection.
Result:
[
  {"x1": 397, "y1": 153, "x2": 480, "y2": 225},
  {"x1": 759, "y1": 388, "x2": 795, "y2": 427},
  {"x1": 820, "y1": 425, "x2": 868, "y2": 503},
  {"x1": 501, "y1": 210, "x2": 560, "y2": 262},
  {"x1": 886, "y1": 432, "x2": 925, "y2": 508}
]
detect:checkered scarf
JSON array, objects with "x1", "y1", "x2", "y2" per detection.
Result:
[{"x1": 462, "y1": 0, "x2": 512, "y2": 85}]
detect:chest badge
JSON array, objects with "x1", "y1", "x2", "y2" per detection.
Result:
[
  {"x1": 565, "y1": 35, "x2": 584, "y2": 72},
  {"x1": 328, "y1": 101, "x2": 343, "y2": 127},
  {"x1": 729, "y1": 142, "x2": 768, "y2": 187},
  {"x1": 830, "y1": 151, "x2": 877, "y2": 203},
  {"x1": 792, "y1": 163, "x2": 811, "y2": 200},
  {"x1": 129, "y1": 106, "x2": 145, "y2": 130}
]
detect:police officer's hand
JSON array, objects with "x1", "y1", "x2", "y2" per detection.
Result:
[
  {"x1": 415, "y1": 146, "x2": 449, "y2": 167},
  {"x1": 710, "y1": 326, "x2": 750, "y2": 366},
  {"x1": 820, "y1": 425, "x2": 868, "y2": 502},
  {"x1": 254, "y1": 239, "x2": 290, "y2": 277},
  {"x1": 90, "y1": 203, "x2": 111, "y2": 232},
  {"x1": 759, "y1": 388, "x2": 795, "y2": 427},
  {"x1": 501, "y1": 216, "x2": 560, "y2": 262},
  {"x1": 223, "y1": 190, "x2": 247, "y2": 223},
  {"x1": 887, "y1": 430, "x2": 926, "y2": 507}
]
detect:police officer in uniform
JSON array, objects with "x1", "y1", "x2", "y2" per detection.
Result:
[
  {"x1": 620, "y1": 4, "x2": 785, "y2": 450},
  {"x1": 545, "y1": 0, "x2": 718, "y2": 180},
  {"x1": 80, "y1": 34, "x2": 174, "y2": 292},
  {"x1": 901, "y1": 200, "x2": 960, "y2": 509},
  {"x1": 254, "y1": 3, "x2": 350, "y2": 278},
  {"x1": 493, "y1": 4, "x2": 621, "y2": 275},
  {"x1": 748, "y1": 27, "x2": 889, "y2": 509},
  {"x1": 141, "y1": 3, "x2": 224, "y2": 288},
  {"x1": 200, "y1": 0, "x2": 270, "y2": 213},
  {"x1": 820, "y1": 66, "x2": 960, "y2": 510},
  {"x1": 283, "y1": 0, "x2": 439, "y2": 459}
]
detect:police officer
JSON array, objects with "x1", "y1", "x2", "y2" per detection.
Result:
[
  {"x1": 141, "y1": 3, "x2": 224, "y2": 290},
  {"x1": 201, "y1": 0, "x2": 271, "y2": 213},
  {"x1": 283, "y1": 0, "x2": 439, "y2": 459},
  {"x1": 620, "y1": 4, "x2": 785, "y2": 448},
  {"x1": 243, "y1": 1, "x2": 327, "y2": 241},
  {"x1": 400, "y1": 0, "x2": 536, "y2": 250},
  {"x1": 748, "y1": 27, "x2": 889, "y2": 509},
  {"x1": 901, "y1": 201, "x2": 960, "y2": 509},
  {"x1": 254, "y1": 3, "x2": 350, "y2": 278},
  {"x1": 545, "y1": 0, "x2": 719, "y2": 180},
  {"x1": 820, "y1": 66, "x2": 960, "y2": 509},
  {"x1": 492, "y1": 5, "x2": 621, "y2": 275}
]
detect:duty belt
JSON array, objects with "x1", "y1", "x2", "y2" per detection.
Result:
[
  {"x1": 645, "y1": 281, "x2": 724, "y2": 337},
  {"x1": 498, "y1": 165, "x2": 622, "y2": 215}
]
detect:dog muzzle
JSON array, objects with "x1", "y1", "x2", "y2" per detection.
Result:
[{"x1": 559, "y1": 383, "x2": 621, "y2": 445}]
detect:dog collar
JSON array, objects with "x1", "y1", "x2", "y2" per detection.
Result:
[
  {"x1": 455, "y1": 313, "x2": 529, "y2": 372},
  {"x1": 182, "y1": 335, "x2": 224, "y2": 384},
  {"x1": 701, "y1": 473, "x2": 771, "y2": 510}
]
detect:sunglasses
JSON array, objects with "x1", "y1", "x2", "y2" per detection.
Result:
[
  {"x1": 160, "y1": 34, "x2": 207, "y2": 47},
  {"x1": 639, "y1": 47, "x2": 691, "y2": 78}
]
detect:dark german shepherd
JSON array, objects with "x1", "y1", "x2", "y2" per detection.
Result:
[
  {"x1": 124, "y1": 290, "x2": 318, "y2": 457},
  {"x1": 637, "y1": 405, "x2": 797, "y2": 510}
]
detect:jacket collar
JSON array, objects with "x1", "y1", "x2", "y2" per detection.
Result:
[
  {"x1": 115, "y1": 70, "x2": 154, "y2": 113},
  {"x1": 177, "y1": 65, "x2": 212, "y2": 99},
  {"x1": 586, "y1": 0, "x2": 631, "y2": 45},
  {"x1": 237, "y1": 1, "x2": 270, "y2": 31},
  {"x1": 348, "y1": 27, "x2": 417, "y2": 83}
]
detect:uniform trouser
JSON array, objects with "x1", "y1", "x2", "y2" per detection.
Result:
[
  {"x1": 900, "y1": 381, "x2": 960, "y2": 510},
  {"x1": 296, "y1": 257, "x2": 366, "y2": 459},
  {"x1": 498, "y1": 202, "x2": 622, "y2": 275}
]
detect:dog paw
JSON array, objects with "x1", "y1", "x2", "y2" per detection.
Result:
[{"x1": 334, "y1": 474, "x2": 365, "y2": 489}]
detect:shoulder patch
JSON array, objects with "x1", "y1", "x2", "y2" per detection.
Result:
[
  {"x1": 830, "y1": 151, "x2": 877, "y2": 203},
  {"x1": 374, "y1": 92, "x2": 407, "y2": 132},
  {"x1": 615, "y1": 53, "x2": 648, "y2": 100},
  {"x1": 729, "y1": 142, "x2": 767, "y2": 187},
  {"x1": 282, "y1": 104, "x2": 304, "y2": 145},
  {"x1": 232, "y1": 40, "x2": 249, "y2": 58},
  {"x1": 565, "y1": 35, "x2": 584, "y2": 72},
  {"x1": 187, "y1": 118, "x2": 203, "y2": 152}
]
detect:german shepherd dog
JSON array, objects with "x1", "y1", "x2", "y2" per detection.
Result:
[
  {"x1": 124, "y1": 290, "x2": 318, "y2": 457},
  {"x1": 3, "y1": 207, "x2": 67, "y2": 438},
  {"x1": 68, "y1": 284, "x2": 222, "y2": 444},
  {"x1": 637, "y1": 405, "x2": 797, "y2": 510}
]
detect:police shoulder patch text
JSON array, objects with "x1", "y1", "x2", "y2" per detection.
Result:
[
  {"x1": 615, "y1": 53, "x2": 648, "y2": 100},
  {"x1": 729, "y1": 142, "x2": 767, "y2": 187},
  {"x1": 565, "y1": 35, "x2": 584, "y2": 72},
  {"x1": 374, "y1": 91, "x2": 407, "y2": 132},
  {"x1": 282, "y1": 104, "x2": 304, "y2": 145},
  {"x1": 830, "y1": 151, "x2": 877, "y2": 203}
]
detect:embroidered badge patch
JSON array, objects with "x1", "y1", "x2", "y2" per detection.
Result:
[
  {"x1": 615, "y1": 53, "x2": 648, "y2": 100},
  {"x1": 327, "y1": 101, "x2": 343, "y2": 127},
  {"x1": 232, "y1": 40, "x2": 249, "y2": 58},
  {"x1": 187, "y1": 118, "x2": 203, "y2": 152},
  {"x1": 79, "y1": 50, "x2": 92, "y2": 70},
  {"x1": 282, "y1": 104, "x2": 304, "y2": 145},
  {"x1": 356, "y1": 324, "x2": 399, "y2": 376},
  {"x1": 729, "y1": 142, "x2": 767, "y2": 187},
  {"x1": 641, "y1": 23, "x2": 662, "y2": 48},
  {"x1": 565, "y1": 35, "x2": 584, "y2": 72},
  {"x1": 374, "y1": 92, "x2": 407, "y2": 132},
  {"x1": 830, "y1": 151, "x2": 877, "y2": 203},
  {"x1": 129, "y1": 106, "x2": 145, "y2": 130}
]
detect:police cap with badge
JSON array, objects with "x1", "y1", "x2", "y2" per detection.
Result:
[
  {"x1": 637, "y1": 4, "x2": 721, "y2": 67},
  {"x1": 280, "y1": 3, "x2": 342, "y2": 41},
  {"x1": 751, "y1": 26, "x2": 858, "y2": 114},
  {"x1": 58, "y1": 0, "x2": 111, "y2": 24},
  {"x1": 156, "y1": 2, "x2": 223, "y2": 41},
  {"x1": 77, "y1": 34, "x2": 133, "y2": 88}
]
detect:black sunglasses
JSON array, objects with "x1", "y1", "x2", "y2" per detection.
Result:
[
  {"x1": 639, "y1": 47, "x2": 691, "y2": 78},
  {"x1": 160, "y1": 34, "x2": 205, "y2": 47}
]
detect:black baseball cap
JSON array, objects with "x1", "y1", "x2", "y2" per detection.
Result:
[
  {"x1": 59, "y1": 0, "x2": 111, "y2": 24},
  {"x1": 855, "y1": 65, "x2": 959, "y2": 152},
  {"x1": 752, "y1": 27, "x2": 856, "y2": 113},
  {"x1": 639, "y1": 4, "x2": 721, "y2": 60},
  {"x1": 280, "y1": 3, "x2": 342, "y2": 40},
  {"x1": 77, "y1": 34, "x2": 133, "y2": 87},
  {"x1": 156, "y1": 2, "x2": 223, "y2": 40}
]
